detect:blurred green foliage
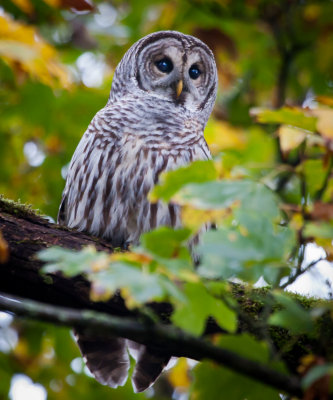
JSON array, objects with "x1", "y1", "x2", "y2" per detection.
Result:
[{"x1": 1, "y1": 0, "x2": 333, "y2": 399}]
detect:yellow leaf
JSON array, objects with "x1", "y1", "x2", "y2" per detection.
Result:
[
  {"x1": 312, "y1": 107, "x2": 333, "y2": 139},
  {"x1": 205, "y1": 119, "x2": 246, "y2": 155},
  {"x1": 278, "y1": 125, "x2": 306, "y2": 154},
  {"x1": 157, "y1": 263, "x2": 199, "y2": 282},
  {"x1": 0, "y1": 12, "x2": 70, "y2": 88},
  {"x1": 303, "y1": 4, "x2": 321, "y2": 21},
  {"x1": 13, "y1": 339, "x2": 29, "y2": 359},
  {"x1": 0, "y1": 231, "x2": 9, "y2": 264},
  {"x1": 290, "y1": 212, "x2": 304, "y2": 231},
  {"x1": 181, "y1": 206, "x2": 229, "y2": 230},
  {"x1": 239, "y1": 225, "x2": 249, "y2": 236},
  {"x1": 91, "y1": 258, "x2": 109, "y2": 272},
  {"x1": 120, "y1": 287, "x2": 139, "y2": 309},
  {"x1": 90, "y1": 281, "x2": 113, "y2": 302},
  {"x1": 168, "y1": 358, "x2": 191, "y2": 391},
  {"x1": 298, "y1": 354, "x2": 316, "y2": 374},
  {"x1": 111, "y1": 252, "x2": 153, "y2": 265},
  {"x1": 39, "y1": 337, "x2": 55, "y2": 365}
]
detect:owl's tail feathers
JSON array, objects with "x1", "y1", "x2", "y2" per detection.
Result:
[
  {"x1": 74, "y1": 330, "x2": 130, "y2": 388},
  {"x1": 128, "y1": 341, "x2": 171, "y2": 393}
]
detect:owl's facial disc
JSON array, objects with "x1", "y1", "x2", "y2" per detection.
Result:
[{"x1": 136, "y1": 38, "x2": 216, "y2": 112}]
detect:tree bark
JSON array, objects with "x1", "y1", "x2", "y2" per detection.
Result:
[
  {"x1": 0, "y1": 197, "x2": 125, "y2": 313},
  {"x1": 0, "y1": 197, "x2": 175, "y2": 320}
]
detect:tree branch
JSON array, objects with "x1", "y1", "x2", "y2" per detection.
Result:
[
  {"x1": 0, "y1": 196, "x2": 126, "y2": 315},
  {"x1": 0, "y1": 293, "x2": 303, "y2": 398},
  {"x1": 0, "y1": 197, "x2": 332, "y2": 399},
  {"x1": 280, "y1": 258, "x2": 324, "y2": 290}
]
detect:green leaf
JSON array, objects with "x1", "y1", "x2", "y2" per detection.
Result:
[
  {"x1": 38, "y1": 246, "x2": 104, "y2": 277},
  {"x1": 174, "y1": 180, "x2": 280, "y2": 219},
  {"x1": 301, "y1": 159, "x2": 328, "y2": 199},
  {"x1": 90, "y1": 262, "x2": 185, "y2": 307},
  {"x1": 171, "y1": 282, "x2": 237, "y2": 335},
  {"x1": 192, "y1": 342, "x2": 281, "y2": 399},
  {"x1": 0, "y1": 353, "x2": 13, "y2": 397},
  {"x1": 197, "y1": 215, "x2": 294, "y2": 282},
  {"x1": 177, "y1": 180, "x2": 291, "y2": 284},
  {"x1": 153, "y1": 256, "x2": 195, "y2": 279},
  {"x1": 302, "y1": 363, "x2": 333, "y2": 389},
  {"x1": 269, "y1": 292, "x2": 315, "y2": 335},
  {"x1": 149, "y1": 159, "x2": 217, "y2": 202},
  {"x1": 90, "y1": 263, "x2": 166, "y2": 305},
  {"x1": 192, "y1": 361, "x2": 280, "y2": 400},
  {"x1": 304, "y1": 221, "x2": 333, "y2": 239},
  {"x1": 253, "y1": 107, "x2": 317, "y2": 132},
  {"x1": 191, "y1": 334, "x2": 284, "y2": 399},
  {"x1": 140, "y1": 226, "x2": 192, "y2": 259},
  {"x1": 218, "y1": 334, "x2": 285, "y2": 365}
]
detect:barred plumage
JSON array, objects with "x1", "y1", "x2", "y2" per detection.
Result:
[{"x1": 58, "y1": 30, "x2": 217, "y2": 392}]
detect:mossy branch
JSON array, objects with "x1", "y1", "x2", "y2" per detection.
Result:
[{"x1": 1, "y1": 197, "x2": 332, "y2": 399}]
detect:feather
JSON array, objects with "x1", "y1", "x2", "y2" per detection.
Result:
[{"x1": 75, "y1": 330, "x2": 130, "y2": 388}]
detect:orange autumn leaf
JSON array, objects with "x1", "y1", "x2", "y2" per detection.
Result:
[
  {"x1": 316, "y1": 95, "x2": 333, "y2": 107},
  {"x1": 11, "y1": 0, "x2": 34, "y2": 14}
]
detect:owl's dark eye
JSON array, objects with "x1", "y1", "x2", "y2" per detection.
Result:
[
  {"x1": 189, "y1": 65, "x2": 201, "y2": 79},
  {"x1": 155, "y1": 58, "x2": 173, "y2": 73}
]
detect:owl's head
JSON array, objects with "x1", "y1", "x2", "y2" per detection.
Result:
[{"x1": 110, "y1": 31, "x2": 218, "y2": 117}]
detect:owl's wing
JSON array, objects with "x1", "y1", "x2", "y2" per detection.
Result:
[
  {"x1": 57, "y1": 109, "x2": 133, "y2": 389},
  {"x1": 57, "y1": 190, "x2": 68, "y2": 225},
  {"x1": 57, "y1": 125, "x2": 98, "y2": 227},
  {"x1": 57, "y1": 107, "x2": 131, "y2": 245}
]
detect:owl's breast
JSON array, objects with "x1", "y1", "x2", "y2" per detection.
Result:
[
  {"x1": 62, "y1": 118, "x2": 210, "y2": 247},
  {"x1": 113, "y1": 132, "x2": 210, "y2": 244}
]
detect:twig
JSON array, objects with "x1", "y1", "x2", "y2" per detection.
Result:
[
  {"x1": 0, "y1": 292, "x2": 303, "y2": 398},
  {"x1": 280, "y1": 258, "x2": 324, "y2": 290}
]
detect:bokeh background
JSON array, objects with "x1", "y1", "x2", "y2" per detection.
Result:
[
  {"x1": 1, "y1": 1, "x2": 333, "y2": 399},
  {"x1": 2, "y1": 0, "x2": 333, "y2": 219}
]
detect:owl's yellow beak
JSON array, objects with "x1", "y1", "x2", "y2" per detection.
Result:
[{"x1": 176, "y1": 80, "x2": 183, "y2": 98}]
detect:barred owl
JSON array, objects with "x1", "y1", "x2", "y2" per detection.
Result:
[{"x1": 58, "y1": 31, "x2": 217, "y2": 392}]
